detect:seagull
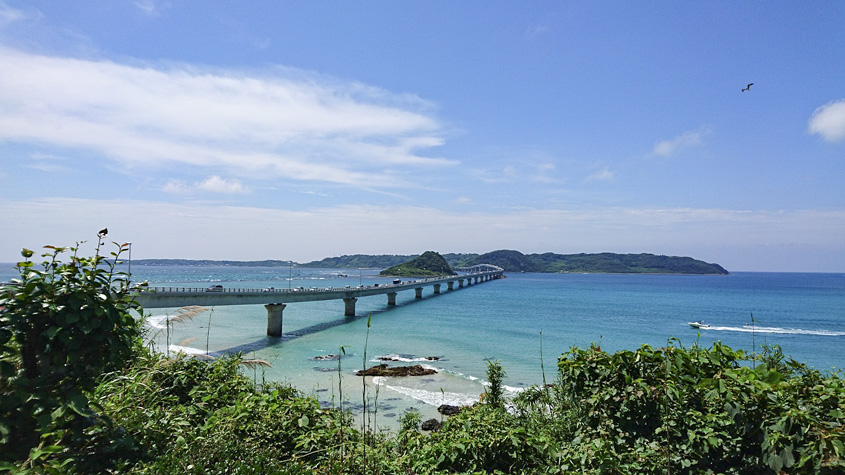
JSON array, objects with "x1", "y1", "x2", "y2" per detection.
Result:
[{"x1": 742, "y1": 83, "x2": 753, "y2": 92}]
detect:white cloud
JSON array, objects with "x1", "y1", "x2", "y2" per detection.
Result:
[
  {"x1": 586, "y1": 166, "x2": 614, "y2": 182},
  {"x1": 1, "y1": 198, "x2": 844, "y2": 272},
  {"x1": 0, "y1": 2, "x2": 34, "y2": 25},
  {"x1": 134, "y1": 1, "x2": 166, "y2": 17},
  {"x1": 162, "y1": 179, "x2": 189, "y2": 194},
  {"x1": 0, "y1": 47, "x2": 453, "y2": 190},
  {"x1": 808, "y1": 99, "x2": 845, "y2": 143},
  {"x1": 472, "y1": 160, "x2": 559, "y2": 184},
  {"x1": 653, "y1": 126, "x2": 711, "y2": 157},
  {"x1": 197, "y1": 176, "x2": 248, "y2": 194},
  {"x1": 163, "y1": 176, "x2": 249, "y2": 194},
  {"x1": 525, "y1": 25, "x2": 548, "y2": 37}
]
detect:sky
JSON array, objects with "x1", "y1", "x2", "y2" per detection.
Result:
[{"x1": 1, "y1": 1, "x2": 844, "y2": 272}]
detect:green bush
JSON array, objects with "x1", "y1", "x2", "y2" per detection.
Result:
[
  {"x1": 0, "y1": 234, "x2": 143, "y2": 472},
  {"x1": 550, "y1": 342, "x2": 844, "y2": 474},
  {"x1": 94, "y1": 349, "x2": 352, "y2": 474}
]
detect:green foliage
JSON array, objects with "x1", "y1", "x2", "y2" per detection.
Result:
[
  {"x1": 381, "y1": 342, "x2": 843, "y2": 474},
  {"x1": 93, "y1": 348, "x2": 353, "y2": 473},
  {"x1": 463, "y1": 250, "x2": 729, "y2": 274},
  {"x1": 484, "y1": 359, "x2": 506, "y2": 409},
  {"x1": 0, "y1": 234, "x2": 144, "y2": 471},
  {"x1": 302, "y1": 253, "x2": 476, "y2": 269},
  {"x1": 549, "y1": 342, "x2": 844, "y2": 474},
  {"x1": 379, "y1": 251, "x2": 457, "y2": 277}
]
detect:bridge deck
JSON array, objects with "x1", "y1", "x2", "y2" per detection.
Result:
[{"x1": 134, "y1": 266, "x2": 504, "y2": 309}]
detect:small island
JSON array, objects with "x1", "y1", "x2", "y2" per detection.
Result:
[{"x1": 379, "y1": 251, "x2": 457, "y2": 277}]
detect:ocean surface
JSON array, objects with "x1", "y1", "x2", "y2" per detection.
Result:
[{"x1": 2, "y1": 263, "x2": 843, "y2": 430}]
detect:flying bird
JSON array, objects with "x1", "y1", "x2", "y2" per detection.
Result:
[{"x1": 742, "y1": 83, "x2": 753, "y2": 92}]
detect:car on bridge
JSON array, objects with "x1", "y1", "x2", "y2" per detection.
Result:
[{"x1": 206, "y1": 285, "x2": 224, "y2": 292}]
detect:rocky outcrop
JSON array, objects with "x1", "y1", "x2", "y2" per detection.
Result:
[
  {"x1": 437, "y1": 404, "x2": 462, "y2": 416},
  {"x1": 421, "y1": 418, "x2": 442, "y2": 432},
  {"x1": 355, "y1": 364, "x2": 437, "y2": 377}
]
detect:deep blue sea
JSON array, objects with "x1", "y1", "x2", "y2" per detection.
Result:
[{"x1": 3, "y1": 263, "x2": 843, "y2": 429}]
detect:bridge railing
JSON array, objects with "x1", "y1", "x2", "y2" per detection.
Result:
[{"x1": 136, "y1": 266, "x2": 502, "y2": 295}]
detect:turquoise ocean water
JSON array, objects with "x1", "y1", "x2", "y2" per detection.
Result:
[{"x1": 2, "y1": 264, "x2": 843, "y2": 429}]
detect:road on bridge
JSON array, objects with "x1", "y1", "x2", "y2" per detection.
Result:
[{"x1": 134, "y1": 265, "x2": 504, "y2": 336}]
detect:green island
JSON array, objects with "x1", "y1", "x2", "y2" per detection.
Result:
[
  {"x1": 3, "y1": 239, "x2": 842, "y2": 474},
  {"x1": 136, "y1": 250, "x2": 729, "y2": 275},
  {"x1": 379, "y1": 251, "x2": 457, "y2": 277}
]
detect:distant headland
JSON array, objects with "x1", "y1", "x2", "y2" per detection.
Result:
[{"x1": 133, "y1": 250, "x2": 728, "y2": 275}]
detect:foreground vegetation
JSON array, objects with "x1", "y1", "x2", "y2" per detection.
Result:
[{"x1": 2, "y1": 238, "x2": 842, "y2": 474}]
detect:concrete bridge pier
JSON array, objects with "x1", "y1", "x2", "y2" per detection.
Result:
[
  {"x1": 433, "y1": 284, "x2": 441, "y2": 294},
  {"x1": 458, "y1": 279, "x2": 465, "y2": 288},
  {"x1": 387, "y1": 292, "x2": 397, "y2": 305},
  {"x1": 266, "y1": 303, "x2": 286, "y2": 337},
  {"x1": 344, "y1": 297, "x2": 357, "y2": 317},
  {"x1": 415, "y1": 287, "x2": 423, "y2": 299},
  {"x1": 447, "y1": 281, "x2": 454, "y2": 290}
]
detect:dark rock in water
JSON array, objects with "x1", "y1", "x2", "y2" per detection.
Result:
[
  {"x1": 421, "y1": 418, "x2": 442, "y2": 432},
  {"x1": 425, "y1": 356, "x2": 440, "y2": 361},
  {"x1": 311, "y1": 354, "x2": 340, "y2": 361},
  {"x1": 355, "y1": 364, "x2": 437, "y2": 377},
  {"x1": 438, "y1": 404, "x2": 462, "y2": 416},
  {"x1": 313, "y1": 366, "x2": 336, "y2": 372},
  {"x1": 315, "y1": 388, "x2": 328, "y2": 393},
  {"x1": 377, "y1": 356, "x2": 400, "y2": 362}
]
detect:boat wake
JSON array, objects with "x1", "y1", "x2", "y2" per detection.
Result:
[{"x1": 702, "y1": 325, "x2": 845, "y2": 336}]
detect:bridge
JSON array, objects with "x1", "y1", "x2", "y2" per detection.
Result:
[{"x1": 134, "y1": 264, "x2": 504, "y2": 337}]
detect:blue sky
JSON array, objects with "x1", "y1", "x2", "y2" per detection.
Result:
[{"x1": 1, "y1": 1, "x2": 844, "y2": 271}]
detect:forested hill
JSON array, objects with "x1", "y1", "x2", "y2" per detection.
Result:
[
  {"x1": 305, "y1": 251, "x2": 728, "y2": 275},
  {"x1": 299, "y1": 253, "x2": 476, "y2": 269},
  {"x1": 460, "y1": 250, "x2": 728, "y2": 275},
  {"x1": 379, "y1": 251, "x2": 457, "y2": 277},
  {"x1": 135, "y1": 251, "x2": 727, "y2": 275}
]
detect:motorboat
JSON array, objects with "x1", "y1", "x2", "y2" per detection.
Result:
[{"x1": 688, "y1": 321, "x2": 711, "y2": 329}]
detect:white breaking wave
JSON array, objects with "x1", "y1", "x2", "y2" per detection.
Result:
[
  {"x1": 145, "y1": 314, "x2": 169, "y2": 329},
  {"x1": 372, "y1": 379, "x2": 481, "y2": 407},
  {"x1": 703, "y1": 325, "x2": 845, "y2": 337},
  {"x1": 168, "y1": 344, "x2": 206, "y2": 355},
  {"x1": 372, "y1": 354, "x2": 440, "y2": 363},
  {"x1": 440, "y1": 368, "x2": 480, "y2": 382},
  {"x1": 479, "y1": 381, "x2": 525, "y2": 394}
]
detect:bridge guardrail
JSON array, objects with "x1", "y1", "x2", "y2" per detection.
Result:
[{"x1": 137, "y1": 267, "x2": 503, "y2": 295}]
